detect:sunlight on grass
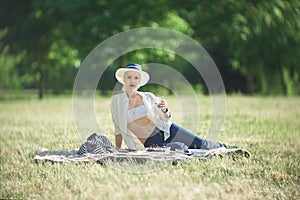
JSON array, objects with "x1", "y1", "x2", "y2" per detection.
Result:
[{"x1": 0, "y1": 95, "x2": 299, "y2": 199}]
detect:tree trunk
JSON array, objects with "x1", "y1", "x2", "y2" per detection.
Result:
[
  {"x1": 246, "y1": 62, "x2": 254, "y2": 94},
  {"x1": 38, "y1": 68, "x2": 45, "y2": 99},
  {"x1": 119, "y1": 55, "x2": 126, "y2": 67},
  {"x1": 279, "y1": 66, "x2": 288, "y2": 95}
]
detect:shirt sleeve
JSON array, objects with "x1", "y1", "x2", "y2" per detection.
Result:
[{"x1": 110, "y1": 96, "x2": 122, "y2": 135}]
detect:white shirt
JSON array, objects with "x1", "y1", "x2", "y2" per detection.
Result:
[{"x1": 110, "y1": 91, "x2": 172, "y2": 150}]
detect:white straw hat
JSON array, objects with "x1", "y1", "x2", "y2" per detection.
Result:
[{"x1": 115, "y1": 64, "x2": 150, "y2": 86}]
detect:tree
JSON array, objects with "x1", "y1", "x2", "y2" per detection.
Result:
[
  {"x1": 1, "y1": 0, "x2": 299, "y2": 96},
  {"x1": 1, "y1": 0, "x2": 61, "y2": 98},
  {"x1": 171, "y1": 0, "x2": 300, "y2": 94}
]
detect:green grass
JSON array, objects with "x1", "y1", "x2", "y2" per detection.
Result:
[{"x1": 1, "y1": 95, "x2": 299, "y2": 199}]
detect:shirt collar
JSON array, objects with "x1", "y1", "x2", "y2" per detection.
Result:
[{"x1": 122, "y1": 91, "x2": 144, "y2": 101}]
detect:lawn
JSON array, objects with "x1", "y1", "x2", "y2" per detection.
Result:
[{"x1": 0, "y1": 95, "x2": 299, "y2": 199}]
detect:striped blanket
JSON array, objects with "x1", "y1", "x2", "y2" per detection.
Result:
[
  {"x1": 34, "y1": 133, "x2": 250, "y2": 164},
  {"x1": 34, "y1": 147, "x2": 250, "y2": 164}
]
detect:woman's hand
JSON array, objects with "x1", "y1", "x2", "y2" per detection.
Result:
[
  {"x1": 156, "y1": 99, "x2": 171, "y2": 118},
  {"x1": 156, "y1": 99, "x2": 168, "y2": 113},
  {"x1": 115, "y1": 134, "x2": 122, "y2": 149}
]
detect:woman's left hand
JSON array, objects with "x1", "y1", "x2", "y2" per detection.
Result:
[{"x1": 156, "y1": 99, "x2": 168, "y2": 113}]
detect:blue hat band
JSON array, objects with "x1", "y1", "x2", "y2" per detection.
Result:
[{"x1": 126, "y1": 64, "x2": 141, "y2": 71}]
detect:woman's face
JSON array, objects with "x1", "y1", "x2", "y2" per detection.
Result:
[{"x1": 123, "y1": 71, "x2": 141, "y2": 92}]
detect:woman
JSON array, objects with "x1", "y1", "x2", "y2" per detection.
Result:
[{"x1": 110, "y1": 63, "x2": 228, "y2": 150}]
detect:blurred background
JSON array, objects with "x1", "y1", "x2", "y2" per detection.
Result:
[{"x1": 0, "y1": 0, "x2": 299, "y2": 99}]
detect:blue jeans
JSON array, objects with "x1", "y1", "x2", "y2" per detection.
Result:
[{"x1": 144, "y1": 123, "x2": 225, "y2": 150}]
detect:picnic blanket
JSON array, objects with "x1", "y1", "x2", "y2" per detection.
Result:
[
  {"x1": 34, "y1": 133, "x2": 250, "y2": 164},
  {"x1": 34, "y1": 147, "x2": 251, "y2": 164}
]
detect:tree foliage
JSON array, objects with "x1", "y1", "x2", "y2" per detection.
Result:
[{"x1": 0, "y1": 0, "x2": 299, "y2": 98}]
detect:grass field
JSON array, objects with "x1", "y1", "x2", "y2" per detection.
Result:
[{"x1": 0, "y1": 95, "x2": 299, "y2": 199}]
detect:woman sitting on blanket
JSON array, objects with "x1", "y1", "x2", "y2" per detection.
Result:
[{"x1": 111, "y1": 63, "x2": 233, "y2": 151}]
